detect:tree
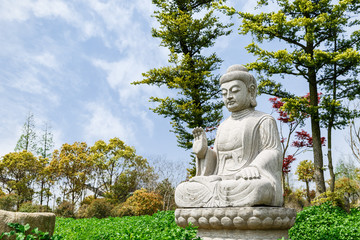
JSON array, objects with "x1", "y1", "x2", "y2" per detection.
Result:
[
  {"x1": 0, "y1": 151, "x2": 40, "y2": 208},
  {"x1": 36, "y1": 123, "x2": 54, "y2": 205},
  {"x1": 155, "y1": 178, "x2": 175, "y2": 210},
  {"x1": 15, "y1": 112, "x2": 37, "y2": 153},
  {"x1": 222, "y1": 0, "x2": 360, "y2": 194},
  {"x1": 133, "y1": 0, "x2": 232, "y2": 176},
  {"x1": 296, "y1": 159, "x2": 315, "y2": 203},
  {"x1": 37, "y1": 123, "x2": 54, "y2": 159},
  {"x1": 90, "y1": 138, "x2": 157, "y2": 202},
  {"x1": 36, "y1": 157, "x2": 54, "y2": 207},
  {"x1": 350, "y1": 120, "x2": 360, "y2": 164},
  {"x1": 51, "y1": 142, "x2": 95, "y2": 205},
  {"x1": 269, "y1": 96, "x2": 325, "y2": 196}
]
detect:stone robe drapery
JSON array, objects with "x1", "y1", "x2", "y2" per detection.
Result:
[{"x1": 175, "y1": 109, "x2": 283, "y2": 207}]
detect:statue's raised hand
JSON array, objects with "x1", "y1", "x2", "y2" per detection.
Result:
[{"x1": 192, "y1": 127, "x2": 208, "y2": 159}]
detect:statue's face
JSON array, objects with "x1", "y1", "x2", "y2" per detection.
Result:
[{"x1": 221, "y1": 80, "x2": 251, "y2": 112}]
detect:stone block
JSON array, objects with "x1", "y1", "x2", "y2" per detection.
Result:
[{"x1": 0, "y1": 210, "x2": 56, "y2": 236}]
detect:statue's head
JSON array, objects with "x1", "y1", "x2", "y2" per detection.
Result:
[{"x1": 220, "y1": 65, "x2": 257, "y2": 112}]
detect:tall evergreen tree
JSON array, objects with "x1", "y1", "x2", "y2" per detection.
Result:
[
  {"x1": 222, "y1": 0, "x2": 360, "y2": 194},
  {"x1": 37, "y1": 123, "x2": 54, "y2": 159},
  {"x1": 133, "y1": 0, "x2": 232, "y2": 176},
  {"x1": 15, "y1": 112, "x2": 37, "y2": 153}
]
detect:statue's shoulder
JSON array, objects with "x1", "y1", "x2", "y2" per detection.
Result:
[
  {"x1": 251, "y1": 110, "x2": 276, "y2": 123},
  {"x1": 251, "y1": 110, "x2": 273, "y2": 118}
]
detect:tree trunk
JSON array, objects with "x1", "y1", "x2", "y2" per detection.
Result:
[
  {"x1": 327, "y1": 37, "x2": 337, "y2": 192},
  {"x1": 305, "y1": 180, "x2": 311, "y2": 203},
  {"x1": 327, "y1": 123, "x2": 335, "y2": 192},
  {"x1": 40, "y1": 181, "x2": 44, "y2": 205},
  {"x1": 308, "y1": 71, "x2": 326, "y2": 195}
]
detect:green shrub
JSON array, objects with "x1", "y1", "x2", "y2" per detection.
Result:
[
  {"x1": 18, "y1": 202, "x2": 52, "y2": 213},
  {"x1": 111, "y1": 189, "x2": 163, "y2": 217},
  {"x1": 79, "y1": 195, "x2": 95, "y2": 206},
  {"x1": 111, "y1": 203, "x2": 135, "y2": 217},
  {"x1": 285, "y1": 188, "x2": 310, "y2": 212},
  {"x1": 55, "y1": 201, "x2": 75, "y2": 218},
  {"x1": 84, "y1": 198, "x2": 113, "y2": 219},
  {"x1": 0, "y1": 194, "x2": 18, "y2": 211},
  {"x1": 75, "y1": 204, "x2": 88, "y2": 219},
  {"x1": 289, "y1": 202, "x2": 360, "y2": 240}
]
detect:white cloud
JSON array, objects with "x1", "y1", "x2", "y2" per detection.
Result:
[
  {"x1": 83, "y1": 102, "x2": 136, "y2": 144},
  {"x1": 0, "y1": 0, "x2": 75, "y2": 22},
  {"x1": 33, "y1": 52, "x2": 59, "y2": 70},
  {"x1": 11, "y1": 71, "x2": 47, "y2": 95},
  {"x1": 91, "y1": 55, "x2": 166, "y2": 103}
]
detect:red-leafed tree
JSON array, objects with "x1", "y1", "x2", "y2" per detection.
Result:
[{"x1": 270, "y1": 95, "x2": 325, "y2": 197}]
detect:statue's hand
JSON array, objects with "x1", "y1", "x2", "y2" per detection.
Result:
[
  {"x1": 192, "y1": 127, "x2": 208, "y2": 159},
  {"x1": 235, "y1": 167, "x2": 260, "y2": 180}
]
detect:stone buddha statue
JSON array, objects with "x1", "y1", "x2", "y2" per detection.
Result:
[{"x1": 175, "y1": 65, "x2": 283, "y2": 208}]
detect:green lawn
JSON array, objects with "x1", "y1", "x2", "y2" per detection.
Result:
[{"x1": 54, "y1": 211, "x2": 198, "y2": 240}]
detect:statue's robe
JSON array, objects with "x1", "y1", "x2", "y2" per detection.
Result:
[{"x1": 175, "y1": 109, "x2": 283, "y2": 207}]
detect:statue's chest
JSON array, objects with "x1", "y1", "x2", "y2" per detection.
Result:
[{"x1": 216, "y1": 119, "x2": 245, "y2": 151}]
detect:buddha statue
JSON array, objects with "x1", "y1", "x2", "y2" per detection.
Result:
[{"x1": 175, "y1": 65, "x2": 283, "y2": 208}]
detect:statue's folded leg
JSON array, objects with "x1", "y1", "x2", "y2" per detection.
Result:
[
  {"x1": 175, "y1": 181, "x2": 216, "y2": 207},
  {"x1": 216, "y1": 178, "x2": 274, "y2": 207}
]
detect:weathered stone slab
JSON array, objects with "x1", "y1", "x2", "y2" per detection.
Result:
[
  {"x1": 175, "y1": 207, "x2": 296, "y2": 240},
  {"x1": 0, "y1": 210, "x2": 56, "y2": 236}
]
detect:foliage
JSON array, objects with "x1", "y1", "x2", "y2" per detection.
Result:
[
  {"x1": 18, "y1": 202, "x2": 52, "y2": 213},
  {"x1": 37, "y1": 123, "x2": 54, "y2": 159},
  {"x1": 82, "y1": 198, "x2": 114, "y2": 219},
  {"x1": 90, "y1": 138, "x2": 158, "y2": 201},
  {"x1": 36, "y1": 123, "x2": 54, "y2": 206},
  {"x1": 289, "y1": 202, "x2": 360, "y2": 240},
  {"x1": 223, "y1": 0, "x2": 360, "y2": 195},
  {"x1": 269, "y1": 96, "x2": 324, "y2": 196},
  {"x1": 15, "y1": 112, "x2": 37, "y2": 153},
  {"x1": 285, "y1": 188, "x2": 311, "y2": 212},
  {"x1": 51, "y1": 142, "x2": 94, "y2": 204},
  {"x1": 106, "y1": 171, "x2": 137, "y2": 204},
  {"x1": 111, "y1": 189, "x2": 163, "y2": 217},
  {"x1": 54, "y1": 211, "x2": 199, "y2": 240},
  {"x1": 0, "y1": 151, "x2": 41, "y2": 207},
  {"x1": 155, "y1": 178, "x2": 176, "y2": 210},
  {"x1": 312, "y1": 177, "x2": 360, "y2": 211},
  {"x1": 336, "y1": 158, "x2": 360, "y2": 180},
  {"x1": 296, "y1": 160, "x2": 315, "y2": 203},
  {"x1": 54, "y1": 201, "x2": 75, "y2": 218},
  {"x1": 0, "y1": 223, "x2": 62, "y2": 240},
  {"x1": 79, "y1": 195, "x2": 95, "y2": 207},
  {"x1": 0, "y1": 194, "x2": 18, "y2": 211},
  {"x1": 133, "y1": 0, "x2": 232, "y2": 175},
  {"x1": 36, "y1": 157, "x2": 54, "y2": 208},
  {"x1": 350, "y1": 121, "x2": 360, "y2": 164},
  {"x1": 296, "y1": 160, "x2": 315, "y2": 183}
]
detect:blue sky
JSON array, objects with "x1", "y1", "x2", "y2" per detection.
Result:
[{"x1": 0, "y1": 0, "x2": 357, "y2": 184}]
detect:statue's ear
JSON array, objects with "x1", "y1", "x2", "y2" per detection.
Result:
[
  {"x1": 249, "y1": 84, "x2": 256, "y2": 97},
  {"x1": 249, "y1": 84, "x2": 257, "y2": 107}
]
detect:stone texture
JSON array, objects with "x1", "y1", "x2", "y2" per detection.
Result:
[
  {"x1": 175, "y1": 207, "x2": 296, "y2": 240},
  {"x1": 175, "y1": 65, "x2": 283, "y2": 208},
  {"x1": 0, "y1": 210, "x2": 56, "y2": 236}
]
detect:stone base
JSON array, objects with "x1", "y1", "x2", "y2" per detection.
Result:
[
  {"x1": 198, "y1": 229, "x2": 288, "y2": 240},
  {"x1": 175, "y1": 207, "x2": 296, "y2": 240}
]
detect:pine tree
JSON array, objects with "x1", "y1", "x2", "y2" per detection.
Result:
[
  {"x1": 15, "y1": 112, "x2": 37, "y2": 153},
  {"x1": 133, "y1": 0, "x2": 232, "y2": 176}
]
